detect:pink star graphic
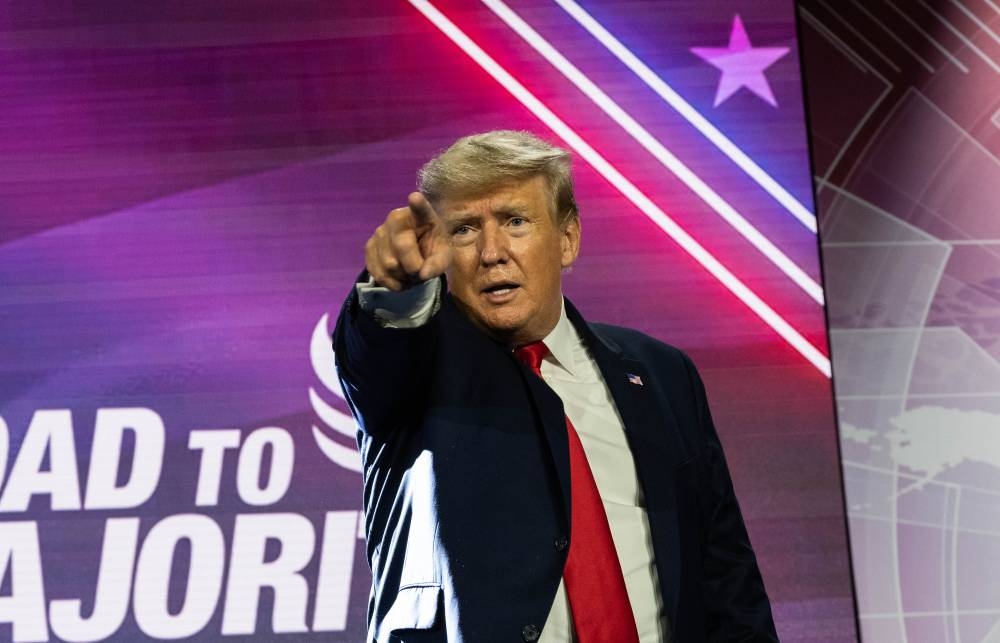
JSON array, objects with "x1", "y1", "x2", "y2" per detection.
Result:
[{"x1": 691, "y1": 14, "x2": 789, "y2": 107}]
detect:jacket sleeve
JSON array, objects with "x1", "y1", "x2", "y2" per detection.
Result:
[
  {"x1": 332, "y1": 273, "x2": 442, "y2": 440},
  {"x1": 682, "y1": 353, "x2": 779, "y2": 642}
]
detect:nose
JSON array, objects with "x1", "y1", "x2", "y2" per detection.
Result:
[{"x1": 479, "y1": 222, "x2": 509, "y2": 266}]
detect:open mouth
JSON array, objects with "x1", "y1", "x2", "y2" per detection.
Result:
[{"x1": 481, "y1": 282, "x2": 519, "y2": 298}]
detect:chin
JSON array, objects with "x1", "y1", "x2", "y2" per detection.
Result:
[{"x1": 476, "y1": 308, "x2": 533, "y2": 341}]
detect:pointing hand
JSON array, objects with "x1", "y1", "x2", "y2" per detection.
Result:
[{"x1": 364, "y1": 193, "x2": 452, "y2": 291}]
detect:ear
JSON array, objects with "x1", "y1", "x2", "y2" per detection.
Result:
[{"x1": 560, "y1": 217, "x2": 581, "y2": 269}]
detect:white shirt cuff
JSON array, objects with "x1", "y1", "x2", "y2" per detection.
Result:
[{"x1": 355, "y1": 276, "x2": 441, "y2": 328}]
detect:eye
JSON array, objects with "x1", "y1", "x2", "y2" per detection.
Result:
[
  {"x1": 453, "y1": 224, "x2": 472, "y2": 236},
  {"x1": 509, "y1": 216, "x2": 526, "y2": 227}
]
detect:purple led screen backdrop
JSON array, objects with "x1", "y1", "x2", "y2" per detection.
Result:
[
  {"x1": 799, "y1": 1, "x2": 1000, "y2": 641},
  {"x1": 1, "y1": 1, "x2": 855, "y2": 641}
]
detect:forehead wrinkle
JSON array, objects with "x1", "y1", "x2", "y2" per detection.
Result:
[{"x1": 439, "y1": 176, "x2": 554, "y2": 223}]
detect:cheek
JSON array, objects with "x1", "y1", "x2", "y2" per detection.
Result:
[{"x1": 446, "y1": 254, "x2": 477, "y2": 288}]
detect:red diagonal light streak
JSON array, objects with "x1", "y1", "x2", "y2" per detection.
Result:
[{"x1": 408, "y1": 0, "x2": 831, "y2": 377}]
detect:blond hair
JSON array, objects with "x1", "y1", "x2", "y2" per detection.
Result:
[{"x1": 418, "y1": 130, "x2": 578, "y2": 227}]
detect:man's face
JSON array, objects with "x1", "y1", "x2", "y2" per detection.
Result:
[{"x1": 437, "y1": 175, "x2": 581, "y2": 346}]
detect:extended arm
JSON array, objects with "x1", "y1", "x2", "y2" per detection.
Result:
[{"x1": 332, "y1": 193, "x2": 452, "y2": 439}]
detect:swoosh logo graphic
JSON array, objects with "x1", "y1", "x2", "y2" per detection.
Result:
[{"x1": 309, "y1": 313, "x2": 361, "y2": 472}]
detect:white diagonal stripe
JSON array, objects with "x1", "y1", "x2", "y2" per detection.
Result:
[
  {"x1": 481, "y1": 0, "x2": 825, "y2": 305},
  {"x1": 408, "y1": 0, "x2": 832, "y2": 377},
  {"x1": 553, "y1": 0, "x2": 819, "y2": 231}
]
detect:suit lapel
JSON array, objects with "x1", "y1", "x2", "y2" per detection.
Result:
[
  {"x1": 565, "y1": 300, "x2": 689, "y2": 627},
  {"x1": 443, "y1": 295, "x2": 575, "y2": 531},
  {"x1": 519, "y1": 365, "x2": 573, "y2": 529}
]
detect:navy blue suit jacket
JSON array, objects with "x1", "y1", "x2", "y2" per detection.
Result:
[{"x1": 334, "y1": 282, "x2": 777, "y2": 642}]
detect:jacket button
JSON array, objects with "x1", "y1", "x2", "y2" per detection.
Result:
[
  {"x1": 522, "y1": 624, "x2": 540, "y2": 641},
  {"x1": 554, "y1": 536, "x2": 568, "y2": 551}
]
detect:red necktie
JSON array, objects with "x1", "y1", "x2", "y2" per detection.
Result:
[{"x1": 515, "y1": 341, "x2": 640, "y2": 643}]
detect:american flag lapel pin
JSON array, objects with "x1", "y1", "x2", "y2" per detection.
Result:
[{"x1": 627, "y1": 373, "x2": 644, "y2": 386}]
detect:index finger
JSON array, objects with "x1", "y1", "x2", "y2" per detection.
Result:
[{"x1": 407, "y1": 192, "x2": 440, "y2": 226}]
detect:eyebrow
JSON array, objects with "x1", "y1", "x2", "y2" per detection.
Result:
[
  {"x1": 494, "y1": 205, "x2": 532, "y2": 217},
  {"x1": 446, "y1": 205, "x2": 533, "y2": 226},
  {"x1": 447, "y1": 213, "x2": 481, "y2": 227}
]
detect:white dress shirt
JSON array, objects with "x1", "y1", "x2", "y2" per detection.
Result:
[{"x1": 356, "y1": 279, "x2": 667, "y2": 642}]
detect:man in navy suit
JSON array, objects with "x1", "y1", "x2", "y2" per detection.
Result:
[{"x1": 334, "y1": 131, "x2": 777, "y2": 642}]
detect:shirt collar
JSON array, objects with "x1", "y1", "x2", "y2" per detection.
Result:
[{"x1": 540, "y1": 298, "x2": 579, "y2": 378}]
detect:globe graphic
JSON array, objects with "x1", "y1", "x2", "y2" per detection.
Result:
[{"x1": 820, "y1": 91, "x2": 1000, "y2": 642}]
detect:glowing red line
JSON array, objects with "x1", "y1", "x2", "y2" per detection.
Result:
[{"x1": 408, "y1": 0, "x2": 830, "y2": 377}]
